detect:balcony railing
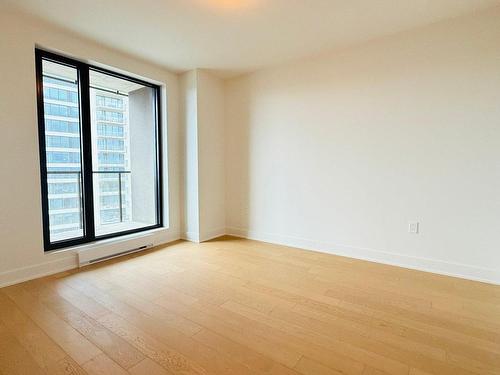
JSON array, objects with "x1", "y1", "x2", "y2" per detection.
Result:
[
  {"x1": 93, "y1": 171, "x2": 131, "y2": 223},
  {"x1": 47, "y1": 170, "x2": 131, "y2": 224}
]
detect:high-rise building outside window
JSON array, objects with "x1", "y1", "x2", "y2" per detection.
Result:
[{"x1": 36, "y1": 49, "x2": 163, "y2": 251}]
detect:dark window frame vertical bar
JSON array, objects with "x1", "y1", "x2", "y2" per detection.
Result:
[
  {"x1": 35, "y1": 48, "x2": 164, "y2": 251},
  {"x1": 36, "y1": 49, "x2": 89, "y2": 250},
  {"x1": 35, "y1": 49, "x2": 52, "y2": 251},
  {"x1": 155, "y1": 87, "x2": 164, "y2": 228}
]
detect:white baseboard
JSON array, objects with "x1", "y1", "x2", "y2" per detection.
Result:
[
  {"x1": 182, "y1": 228, "x2": 226, "y2": 243},
  {"x1": 4, "y1": 227, "x2": 497, "y2": 288},
  {"x1": 200, "y1": 227, "x2": 226, "y2": 242},
  {"x1": 0, "y1": 230, "x2": 181, "y2": 288},
  {"x1": 182, "y1": 231, "x2": 201, "y2": 243},
  {"x1": 226, "y1": 227, "x2": 500, "y2": 285},
  {"x1": 77, "y1": 229, "x2": 181, "y2": 266},
  {"x1": 0, "y1": 256, "x2": 77, "y2": 288}
]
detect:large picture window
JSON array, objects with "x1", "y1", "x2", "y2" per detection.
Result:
[{"x1": 36, "y1": 49, "x2": 162, "y2": 251}]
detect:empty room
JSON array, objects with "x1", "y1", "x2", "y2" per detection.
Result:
[{"x1": 0, "y1": 1, "x2": 499, "y2": 374}]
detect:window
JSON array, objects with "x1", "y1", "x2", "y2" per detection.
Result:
[
  {"x1": 46, "y1": 119, "x2": 80, "y2": 133},
  {"x1": 36, "y1": 49, "x2": 162, "y2": 251},
  {"x1": 46, "y1": 135, "x2": 81, "y2": 149}
]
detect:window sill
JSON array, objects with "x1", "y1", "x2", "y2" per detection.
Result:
[{"x1": 46, "y1": 226, "x2": 168, "y2": 256}]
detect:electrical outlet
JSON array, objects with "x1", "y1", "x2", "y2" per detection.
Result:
[{"x1": 408, "y1": 221, "x2": 419, "y2": 234}]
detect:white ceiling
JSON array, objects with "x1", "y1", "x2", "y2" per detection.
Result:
[{"x1": 5, "y1": 0, "x2": 500, "y2": 77}]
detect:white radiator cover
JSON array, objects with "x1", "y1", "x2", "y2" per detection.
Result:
[{"x1": 77, "y1": 232, "x2": 158, "y2": 266}]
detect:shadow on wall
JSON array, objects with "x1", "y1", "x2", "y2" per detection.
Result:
[{"x1": 224, "y1": 8, "x2": 500, "y2": 284}]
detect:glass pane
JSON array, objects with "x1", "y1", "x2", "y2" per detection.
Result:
[
  {"x1": 42, "y1": 60, "x2": 84, "y2": 242},
  {"x1": 90, "y1": 69, "x2": 158, "y2": 237}
]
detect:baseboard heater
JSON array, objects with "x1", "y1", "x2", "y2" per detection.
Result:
[{"x1": 78, "y1": 242, "x2": 154, "y2": 267}]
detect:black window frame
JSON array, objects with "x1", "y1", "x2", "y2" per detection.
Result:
[{"x1": 36, "y1": 48, "x2": 163, "y2": 252}]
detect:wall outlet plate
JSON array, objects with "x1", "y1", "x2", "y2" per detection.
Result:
[{"x1": 408, "y1": 221, "x2": 419, "y2": 234}]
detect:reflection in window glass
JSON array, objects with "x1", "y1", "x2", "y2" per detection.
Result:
[
  {"x1": 41, "y1": 60, "x2": 84, "y2": 242},
  {"x1": 90, "y1": 69, "x2": 158, "y2": 236},
  {"x1": 37, "y1": 50, "x2": 162, "y2": 251}
]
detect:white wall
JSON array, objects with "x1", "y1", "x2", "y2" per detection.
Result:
[
  {"x1": 2, "y1": 5, "x2": 499, "y2": 286},
  {"x1": 129, "y1": 87, "x2": 157, "y2": 224},
  {"x1": 180, "y1": 70, "x2": 200, "y2": 240},
  {"x1": 197, "y1": 70, "x2": 226, "y2": 241},
  {"x1": 180, "y1": 70, "x2": 226, "y2": 242},
  {"x1": 0, "y1": 8, "x2": 181, "y2": 286},
  {"x1": 225, "y1": 9, "x2": 500, "y2": 284}
]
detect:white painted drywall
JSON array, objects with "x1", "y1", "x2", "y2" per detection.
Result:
[
  {"x1": 2, "y1": 4, "x2": 499, "y2": 287},
  {"x1": 180, "y1": 70, "x2": 200, "y2": 241},
  {"x1": 224, "y1": 9, "x2": 500, "y2": 283},
  {"x1": 197, "y1": 70, "x2": 226, "y2": 241},
  {"x1": 0, "y1": 8, "x2": 181, "y2": 286},
  {"x1": 179, "y1": 70, "x2": 226, "y2": 242},
  {"x1": 6, "y1": 0, "x2": 500, "y2": 77}
]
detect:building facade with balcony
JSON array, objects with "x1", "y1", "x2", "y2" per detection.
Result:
[{"x1": 43, "y1": 75, "x2": 131, "y2": 240}]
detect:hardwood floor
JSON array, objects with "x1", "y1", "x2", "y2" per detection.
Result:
[{"x1": 1, "y1": 236, "x2": 499, "y2": 375}]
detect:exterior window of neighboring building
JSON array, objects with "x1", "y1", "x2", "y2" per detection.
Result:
[{"x1": 36, "y1": 49, "x2": 162, "y2": 251}]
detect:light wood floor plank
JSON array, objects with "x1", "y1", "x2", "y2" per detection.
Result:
[
  {"x1": 1, "y1": 284, "x2": 102, "y2": 365},
  {"x1": 44, "y1": 356, "x2": 88, "y2": 375},
  {"x1": 0, "y1": 291, "x2": 68, "y2": 369},
  {"x1": 96, "y1": 313, "x2": 208, "y2": 375},
  {"x1": 58, "y1": 273, "x2": 257, "y2": 374},
  {"x1": 0, "y1": 237, "x2": 499, "y2": 375},
  {"x1": 0, "y1": 320, "x2": 47, "y2": 375},
  {"x1": 23, "y1": 280, "x2": 145, "y2": 370},
  {"x1": 128, "y1": 358, "x2": 173, "y2": 375},
  {"x1": 81, "y1": 353, "x2": 128, "y2": 375},
  {"x1": 294, "y1": 356, "x2": 344, "y2": 375}
]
